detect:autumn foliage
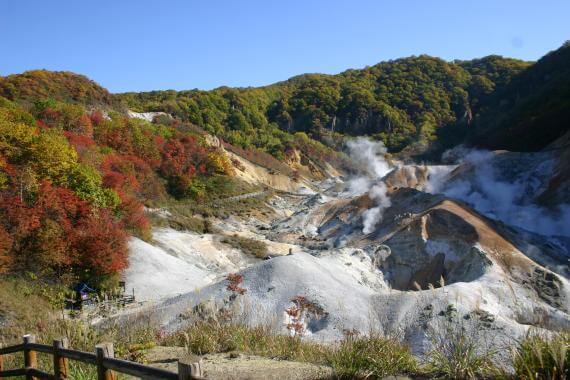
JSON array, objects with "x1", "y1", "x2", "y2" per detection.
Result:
[
  {"x1": 0, "y1": 179, "x2": 127, "y2": 280},
  {"x1": 226, "y1": 273, "x2": 246, "y2": 295},
  {"x1": 0, "y1": 95, "x2": 235, "y2": 286}
]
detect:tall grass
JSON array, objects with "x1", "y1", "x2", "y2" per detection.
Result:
[
  {"x1": 513, "y1": 332, "x2": 569, "y2": 380},
  {"x1": 424, "y1": 304, "x2": 500, "y2": 379},
  {"x1": 328, "y1": 334, "x2": 417, "y2": 379},
  {"x1": 162, "y1": 319, "x2": 418, "y2": 378}
]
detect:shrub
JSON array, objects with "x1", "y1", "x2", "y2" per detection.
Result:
[
  {"x1": 162, "y1": 215, "x2": 211, "y2": 234},
  {"x1": 68, "y1": 164, "x2": 120, "y2": 209},
  {"x1": 226, "y1": 273, "x2": 246, "y2": 295}
]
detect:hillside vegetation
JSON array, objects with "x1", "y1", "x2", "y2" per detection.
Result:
[
  {"x1": 0, "y1": 43, "x2": 569, "y2": 286},
  {"x1": 117, "y1": 54, "x2": 531, "y2": 154},
  {"x1": 0, "y1": 70, "x2": 116, "y2": 106},
  {"x1": 469, "y1": 41, "x2": 570, "y2": 151},
  {"x1": 4, "y1": 44, "x2": 569, "y2": 158},
  {"x1": 0, "y1": 96, "x2": 234, "y2": 286}
]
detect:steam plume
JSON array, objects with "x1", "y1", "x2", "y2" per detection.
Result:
[
  {"x1": 345, "y1": 138, "x2": 393, "y2": 234},
  {"x1": 433, "y1": 146, "x2": 570, "y2": 237}
]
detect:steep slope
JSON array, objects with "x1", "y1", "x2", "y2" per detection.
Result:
[{"x1": 470, "y1": 42, "x2": 570, "y2": 151}]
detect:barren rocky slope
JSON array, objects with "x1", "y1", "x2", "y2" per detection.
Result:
[{"x1": 122, "y1": 136, "x2": 570, "y2": 356}]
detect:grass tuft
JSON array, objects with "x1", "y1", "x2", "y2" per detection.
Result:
[
  {"x1": 328, "y1": 334, "x2": 417, "y2": 379},
  {"x1": 163, "y1": 319, "x2": 417, "y2": 378},
  {"x1": 513, "y1": 331, "x2": 569, "y2": 380}
]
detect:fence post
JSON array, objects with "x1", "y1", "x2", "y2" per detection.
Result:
[
  {"x1": 95, "y1": 342, "x2": 115, "y2": 380},
  {"x1": 23, "y1": 334, "x2": 37, "y2": 380},
  {"x1": 178, "y1": 354, "x2": 203, "y2": 379},
  {"x1": 53, "y1": 338, "x2": 69, "y2": 379},
  {"x1": 0, "y1": 342, "x2": 4, "y2": 372}
]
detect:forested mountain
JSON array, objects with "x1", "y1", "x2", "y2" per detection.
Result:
[
  {"x1": 117, "y1": 54, "x2": 531, "y2": 153},
  {"x1": 3, "y1": 44, "x2": 568, "y2": 158},
  {"x1": 468, "y1": 41, "x2": 570, "y2": 151},
  {"x1": 1, "y1": 43, "x2": 568, "y2": 286}
]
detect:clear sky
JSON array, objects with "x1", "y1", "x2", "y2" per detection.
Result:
[{"x1": 1, "y1": 0, "x2": 569, "y2": 93}]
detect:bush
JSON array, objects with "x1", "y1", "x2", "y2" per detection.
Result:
[{"x1": 167, "y1": 215, "x2": 211, "y2": 234}]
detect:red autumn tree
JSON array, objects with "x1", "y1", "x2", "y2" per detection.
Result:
[
  {"x1": 64, "y1": 131, "x2": 96, "y2": 153},
  {"x1": 0, "y1": 177, "x2": 129, "y2": 283},
  {"x1": 72, "y1": 209, "x2": 128, "y2": 276},
  {"x1": 159, "y1": 136, "x2": 208, "y2": 178},
  {"x1": 0, "y1": 225, "x2": 13, "y2": 273}
]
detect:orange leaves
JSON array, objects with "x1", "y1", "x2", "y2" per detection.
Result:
[
  {"x1": 159, "y1": 136, "x2": 207, "y2": 179},
  {"x1": 0, "y1": 225, "x2": 13, "y2": 273},
  {"x1": 72, "y1": 209, "x2": 128, "y2": 275},
  {"x1": 226, "y1": 273, "x2": 247, "y2": 295},
  {"x1": 0, "y1": 178, "x2": 128, "y2": 279}
]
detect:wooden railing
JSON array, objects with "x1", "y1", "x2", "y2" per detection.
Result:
[{"x1": 0, "y1": 335, "x2": 204, "y2": 379}]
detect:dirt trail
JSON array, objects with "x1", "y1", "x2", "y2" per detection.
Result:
[{"x1": 143, "y1": 346, "x2": 333, "y2": 380}]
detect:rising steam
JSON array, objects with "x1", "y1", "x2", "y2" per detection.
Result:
[
  {"x1": 345, "y1": 138, "x2": 393, "y2": 234},
  {"x1": 432, "y1": 146, "x2": 570, "y2": 237}
]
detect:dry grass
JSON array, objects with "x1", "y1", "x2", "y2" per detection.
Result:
[
  {"x1": 162, "y1": 318, "x2": 417, "y2": 378},
  {"x1": 0, "y1": 276, "x2": 158, "y2": 378},
  {"x1": 221, "y1": 234, "x2": 269, "y2": 259}
]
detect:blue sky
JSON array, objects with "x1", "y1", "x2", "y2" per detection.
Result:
[{"x1": 1, "y1": 1, "x2": 569, "y2": 93}]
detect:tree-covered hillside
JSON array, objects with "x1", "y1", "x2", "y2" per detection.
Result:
[
  {"x1": 468, "y1": 42, "x2": 570, "y2": 151},
  {"x1": 1, "y1": 43, "x2": 569, "y2": 287},
  {"x1": 4, "y1": 44, "x2": 569, "y2": 157},
  {"x1": 0, "y1": 70, "x2": 116, "y2": 107},
  {"x1": 0, "y1": 96, "x2": 235, "y2": 286},
  {"x1": 0, "y1": 78, "x2": 347, "y2": 287},
  {"x1": 117, "y1": 54, "x2": 531, "y2": 153}
]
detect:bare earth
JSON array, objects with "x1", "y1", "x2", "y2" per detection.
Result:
[{"x1": 144, "y1": 346, "x2": 333, "y2": 380}]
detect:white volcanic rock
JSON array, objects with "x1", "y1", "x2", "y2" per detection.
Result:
[
  {"x1": 125, "y1": 237, "x2": 213, "y2": 302},
  {"x1": 125, "y1": 228, "x2": 259, "y2": 301},
  {"x1": 129, "y1": 186, "x2": 570, "y2": 351},
  {"x1": 120, "y1": 141, "x2": 570, "y2": 355},
  {"x1": 127, "y1": 110, "x2": 171, "y2": 122}
]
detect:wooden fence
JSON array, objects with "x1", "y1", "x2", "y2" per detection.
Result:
[{"x1": 0, "y1": 335, "x2": 204, "y2": 379}]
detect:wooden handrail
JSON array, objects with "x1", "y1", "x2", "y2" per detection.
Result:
[
  {"x1": 0, "y1": 335, "x2": 204, "y2": 379},
  {"x1": 0, "y1": 345, "x2": 24, "y2": 355},
  {"x1": 58, "y1": 347, "x2": 97, "y2": 364},
  {"x1": 0, "y1": 368, "x2": 26, "y2": 377},
  {"x1": 103, "y1": 357, "x2": 178, "y2": 379}
]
